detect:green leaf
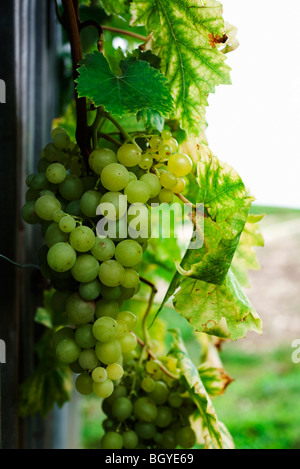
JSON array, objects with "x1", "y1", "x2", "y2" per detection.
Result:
[
  {"x1": 96, "y1": 0, "x2": 130, "y2": 15},
  {"x1": 169, "y1": 329, "x2": 224, "y2": 449},
  {"x1": 137, "y1": 108, "x2": 165, "y2": 132},
  {"x1": 198, "y1": 363, "x2": 233, "y2": 396},
  {"x1": 130, "y1": 0, "x2": 232, "y2": 134},
  {"x1": 173, "y1": 269, "x2": 263, "y2": 340},
  {"x1": 76, "y1": 51, "x2": 174, "y2": 118}
]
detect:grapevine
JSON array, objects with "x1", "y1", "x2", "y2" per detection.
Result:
[{"x1": 19, "y1": 0, "x2": 264, "y2": 451}]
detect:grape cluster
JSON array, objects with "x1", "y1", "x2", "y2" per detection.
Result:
[
  {"x1": 100, "y1": 355, "x2": 198, "y2": 450},
  {"x1": 21, "y1": 125, "x2": 194, "y2": 433}
]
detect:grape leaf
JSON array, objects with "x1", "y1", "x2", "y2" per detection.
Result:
[
  {"x1": 96, "y1": 0, "x2": 130, "y2": 15},
  {"x1": 169, "y1": 329, "x2": 223, "y2": 449},
  {"x1": 76, "y1": 52, "x2": 174, "y2": 118},
  {"x1": 198, "y1": 363, "x2": 233, "y2": 397},
  {"x1": 173, "y1": 269, "x2": 263, "y2": 340},
  {"x1": 130, "y1": 0, "x2": 232, "y2": 134}
]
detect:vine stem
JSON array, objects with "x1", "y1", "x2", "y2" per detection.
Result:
[
  {"x1": 61, "y1": 0, "x2": 91, "y2": 169},
  {"x1": 101, "y1": 26, "x2": 148, "y2": 43}
]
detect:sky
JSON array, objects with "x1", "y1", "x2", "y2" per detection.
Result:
[{"x1": 205, "y1": 0, "x2": 300, "y2": 209}]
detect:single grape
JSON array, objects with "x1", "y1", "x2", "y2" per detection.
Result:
[
  {"x1": 92, "y1": 366, "x2": 107, "y2": 383},
  {"x1": 139, "y1": 154, "x2": 153, "y2": 170},
  {"x1": 98, "y1": 260, "x2": 125, "y2": 287},
  {"x1": 149, "y1": 135, "x2": 163, "y2": 151},
  {"x1": 172, "y1": 177, "x2": 186, "y2": 194},
  {"x1": 53, "y1": 131, "x2": 71, "y2": 151},
  {"x1": 51, "y1": 127, "x2": 67, "y2": 139},
  {"x1": 59, "y1": 215, "x2": 77, "y2": 233},
  {"x1": 35, "y1": 195, "x2": 61, "y2": 221},
  {"x1": 164, "y1": 137, "x2": 179, "y2": 154},
  {"x1": 148, "y1": 380, "x2": 169, "y2": 405},
  {"x1": 78, "y1": 349, "x2": 99, "y2": 371},
  {"x1": 80, "y1": 190, "x2": 102, "y2": 218},
  {"x1": 101, "y1": 163, "x2": 129, "y2": 192},
  {"x1": 168, "y1": 392, "x2": 183, "y2": 408},
  {"x1": 117, "y1": 143, "x2": 142, "y2": 167},
  {"x1": 140, "y1": 173, "x2": 162, "y2": 198},
  {"x1": 92, "y1": 316, "x2": 119, "y2": 343},
  {"x1": 44, "y1": 143, "x2": 61, "y2": 162},
  {"x1": 114, "y1": 239, "x2": 143, "y2": 267},
  {"x1": 133, "y1": 396, "x2": 158, "y2": 423},
  {"x1": 91, "y1": 237, "x2": 115, "y2": 262},
  {"x1": 124, "y1": 180, "x2": 151, "y2": 204},
  {"x1": 75, "y1": 373, "x2": 93, "y2": 395},
  {"x1": 101, "y1": 285, "x2": 122, "y2": 301},
  {"x1": 69, "y1": 226, "x2": 96, "y2": 252},
  {"x1": 121, "y1": 269, "x2": 140, "y2": 289},
  {"x1": 79, "y1": 279, "x2": 102, "y2": 301},
  {"x1": 93, "y1": 379, "x2": 114, "y2": 399},
  {"x1": 100, "y1": 192, "x2": 128, "y2": 221},
  {"x1": 21, "y1": 201, "x2": 40, "y2": 225},
  {"x1": 65, "y1": 292, "x2": 95, "y2": 326},
  {"x1": 111, "y1": 397, "x2": 133, "y2": 422},
  {"x1": 160, "y1": 170, "x2": 178, "y2": 189},
  {"x1": 175, "y1": 426, "x2": 196, "y2": 449},
  {"x1": 116, "y1": 319, "x2": 128, "y2": 339},
  {"x1": 119, "y1": 332, "x2": 137, "y2": 354},
  {"x1": 157, "y1": 144, "x2": 172, "y2": 161},
  {"x1": 52, "y1": 209, "x2": 65, "y2": 223},
  {"x1": 161, "y1": 130, "x2": 172, "y2": 141},
  {"x1": 71, "y1": 254, "x2": 99, "y2": 283},
  {"x1": 116, "y1": 311, "x2": 137, "y2": 331},
  {"x1": 106, "y1": 363, "x2": 124, "y2": 381},
  {"x1": 167, "y1": 153, "x2": 193, "y2": 177},
  {"x1": 155, "y1": 406, "x2": 173, "y2": 428},
  {"x1": 59, "y1": 174, "x2": 84, "y2": 201},
  {"x1": 161, "y1": 430, "x2": 177, "y2": 449},
  {"x1": 56, "y1": 338, "x2": 81, "y2": 364},
  {"x1": 95, "y1": 340, "x2": 122, "y2": 365},
  {"x1": 89, "y1": 148, "x2": 118, "y2": 175},
  {"x1": 95, "y1": 299, "x2": 119, "y2": 319},
  {"x1": 47, "y1": 242, "x2": 77, "y2": 272},
  {"x1": 135, "y1": 422, "x2": 156, "y2": 440},
  {"x1": 101, "y1": 431, "x2": 123, "y2": 450},
  {"x1": 75, "y1": 324, "x2": 97, "y2": 349},
  {"x1": 52, "y1": 327, "x2": 74, "y2": 349},
  {"x1": 45, "y1": 223, "x2": 69, "y2": 248},
  {"x1": 46, "y1": 163, "x2": 67, "y2": 184},
  {"x1": 159, "y1": 188, "x2": 175, "y2": 204},
  {"x1": 122, "y1": 431, "x2": 138, "y2": 450},
  {"x1": 141, "y1": 376, "x2": 156, "y2": 393}
]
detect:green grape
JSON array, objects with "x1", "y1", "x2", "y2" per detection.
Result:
[
  {"x1": 46, "y1": 163, "x2": 67, "y2": 184},
  {"x1": 149, "y1": 135, "x2": 163, "y2": 151},
  {"x1": 51, "y1": 290, "x2": 70, "y2": 314},
  {"x1": 30, "y1": 173, "x2": 50, "y2": 191},
  {"x1": 92, "y1": 366, "x2": 108, "y2": 383},
  {"x1": 25, "y1": 188, "x2": 40, "y2": 203},
  {"x1": 106, "y1": 363, "x2": 124, "y2": 381},
  {"x1": 116, "y1": 311, "x2": 137, "y2": 331},
  {"x1": 127, "y1": 203, "x2": 151, "y2": 240},
  {"x1": 45, "y1": 223, "x2": 69, "y2": 248},
  {"x1": 141, "y1": 376, "x2": 156, "y2": 393},
  {"x1": 80, "y1": 190, "x2": 102, "y2": 218},
  {"x1": 105, "y1": 384, "x2": 128, "y2": 406},
  {"x1": 159, "y1": 188, "x2": 175, "y2": 204},
  {"x1": 70, "y1": 360, "x2": 85, "y2": 374},
  {"x1": 133, "y1": 397, "x2": 158, "y2": 423},
  {"x1": 157, "y1": 144, "x2": 172, "y2": 161},
  {"x1": 140, "y1": 173, "x2": 162, "y2": 198},
  {"x1": 89, "y1": 148, "x2": 118, "y2": 175},
  {"x1": 100, "y1": 192, "x2": 128, "y2": 221},
  {"x1": 59, "y1": 174, "x2": 84, "y2": 201},
  {"x1": 101, "y1": 163, "x2": 129, "y2": 192},
  {"x1": 175, "y1": 426, "x2": 196, "y2": 449},
  {"x1": 114, "y1": 239, "x2": 143, "y2": 267},
  {"x1": 79, "y1": 279, "x2": 101, "y2": 301},
  {"x1": 101, "y1": 285, "x2": 122, "y2": 301},
  {"x1": 35, "y1": 195, "x2": 61, "y2": 221},
  {"x1": 117, "y1": 143, "x2": 142, "y2": 167},
  {"x1": 59, "y1": 215, "x2": 77, "y2": 234},
  {"x1": 167, "y1": 153, "x2": 193, "y2": 177},
  {"x1": 53, "y1": 131, "x2": 71, "y2": 151},
  {"x1": 168, "y1": 392, "x2": 183, "y2": 408},
  {"x1": 111, "y1": 397, "x2": 133, "y2": 421},
  {"x1": 66, "y1": 200, "x2": 83, "y2": 217},
  {"x1": 75, "y1": 373, "x2": 93, "y2": 395},
  {"x1": 119, "y1": 332, "x2": 137, "y2": 354},
  {"x1": 161, "y1": 130, "x2": 173, "y2": 141},
  {"x1": 116, "y1": 319, "x2": 128, "y2": 339},
  {"x1": 135, "y1": 422, "x2": 156, "y2": 441},
  {"x1": 91, "y1": 237, "x2": 115, "y2": 262},
  {"x1": 93, "y1": 316, "x2": 119, "y2": 343},
  {"x1": 164, "y1": 137, "x2": 179, "y2": 154},
  {"x1": 71, "y1": 254, "x2": 99, "y2": 283},
  {"x1": 155, "y1": 406, "x2": 173, "y2": 428},
  {"x1": 51, "y1": 126, "x2": 67, "y2": 139},
  {"x1": 69, "y1": 226, "x2": 96, "y2": 252},
  {"x1": 146, "y1": 360, "x2": 161, "y2": 375},
  {"x1": 56, "y1": 338, "x2": 81, "y2": 364},
  {"x1": 75, "y1": 324, "x2": 97, "y2": 349},
  {"x1": 44, "y1": 143, "x2": 61, "y2": 162},
  {"x1": 21, "y1": 201, "x2": 41, "y2": 225},
  {"x1": 149, "y1": 380, "x2": 169, "y2": 405},
  {"x1": 98, "y1": 260, "x2": 125, "y2": 287},
  {"x1": 101, "y1": 431, "x2": 123, "y2": 450},
  {"x1": 95, "y1": 340, "x2": 122, "y2": 365},
  {"x1": 160, "y1": 170, "x2": 178, "y2": 189},
  {"x1": 47, "y1": 242, "x2": 77, "y2": 272},
  {"x1": 128, "y1": 171, "x2": 137, "y2": 182},
  {"x1": 172, "y1": 177, "x2": 186, "y2": 194},
  {"x1": 121, "y1": 269, "x2": 140, "y2": 289},
  {"x1": 52, "y1": 327, "x2": 74, "y2": 349},
  {"x1": 93, "y1": 379, "x2": 114, "y2": 399},
  {"x1": 65, "y1": 292, "x2": 95, "y2": 326},
  {"x1": 124, "y1": 180, "x2": 151, "y2": 204},
  {"x1": 139, "y1": 154, "x2": 153, "y2": 170},
  {"x1": 122, "y1": 431, "x2": 138, "y2": 450},
  {"x1": 78, "y1": 349, "x2": 99, "y2": 371},
  {"x1": 95, "y1": 299, "x2": 119, "y2": 318},
  {"x1": 52, "y1": 209, "x2": 65, "y2": 223},
  {"x1": 161, "y1": 430, "x2": 177, "y2": 449},
  {"x1": 26, "y1": 173, "x2": 36, "y2": 187}
]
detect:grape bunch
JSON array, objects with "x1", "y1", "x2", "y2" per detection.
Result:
[
  {"x1": 21, "y1": 124, "x2": 195, "y2": 439},
  {"x1": 100, "y1": 354, "x2": 198, "y2": 450}
]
